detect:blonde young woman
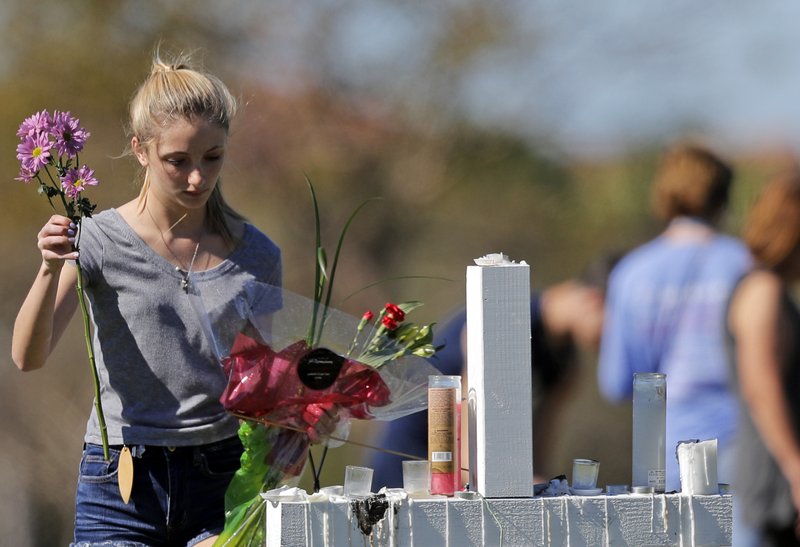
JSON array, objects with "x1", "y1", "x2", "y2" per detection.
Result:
[
  {"x1": 728, "y1": 172, "x2": 800, "y2": 546},
  {"x1": 12, "y1": 54, "x2": 327, "y2": 546}
]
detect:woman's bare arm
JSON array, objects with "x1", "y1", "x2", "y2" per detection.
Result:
[
  {"x1": 730, "y1": 270, "x2": 800, "y2": 530},
  {"x1": 12, "y1": 215, "x2": 80, "y2": 371}
]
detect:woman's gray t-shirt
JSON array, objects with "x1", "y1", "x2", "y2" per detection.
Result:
[{"x1": 76, "y1": 208, "x2": 281, "y2": 447}]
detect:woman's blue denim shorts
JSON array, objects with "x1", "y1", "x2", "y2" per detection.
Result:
[{"x1": 71, "y1": 435, "x2": 243, "y2": 546}]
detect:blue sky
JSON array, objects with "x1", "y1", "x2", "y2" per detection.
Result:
[
  {"x1": 236, "y1": 1, "x2": 800, "y2": 158},
  {"x1": 459, "y1": 1, "x2": 800, "y2": 157}
]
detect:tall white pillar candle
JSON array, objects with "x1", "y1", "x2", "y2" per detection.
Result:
[{"x1": 466, "y1": 253, "x2": 533, "y2": 498}]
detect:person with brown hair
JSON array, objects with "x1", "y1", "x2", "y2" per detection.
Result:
[
  {"x1": 727, "y1": 172, "x2": 800, "y2": 546},
  {"x1": 598, "y1": 141, "x2": 751, "y2": 492}
]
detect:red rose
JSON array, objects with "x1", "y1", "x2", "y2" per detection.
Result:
[
  {"x1": 384, "y1": 302, "x2": 405, "y2": 322},
  {"x1": 381, "y1": 315, "x2": 399, "y2": 330}
]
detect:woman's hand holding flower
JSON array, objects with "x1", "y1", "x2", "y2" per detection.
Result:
[{"x1": 37, "y1": 214, "x2": 79, "y2": 269}]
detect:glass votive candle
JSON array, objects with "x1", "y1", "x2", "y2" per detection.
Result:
[
  {"x1": 343, "y1": 465, "x2": 373, "y2": 497},
  {"x1": 572, "y1": 458, "x2": 600, "y2": 490},
  {"x1": 402, "y1": 460, "x2": 432, "y2": 496}
]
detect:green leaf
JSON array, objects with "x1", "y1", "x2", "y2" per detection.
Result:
[
  {"x1": 77, "y1": 197, "x2": 97, "y2": 218},
  {"x1": 305, "y1": 176, "x2": 324, "y2": 345},
  {"x1": 412, "y1": 345, "x2": 437, "y2": 358},
  {"x1": 314, "y1": 196, "x2": 380, "y2": 345},
  {"x1": 317, "y1": 247, "x2": 328, "y2": 282},
  {"x1": 397, "y1": 301, "x2": 425, "y2": 314},
  {"x1": 415, "y1": 324, "x2": 435, "y2": 345}
]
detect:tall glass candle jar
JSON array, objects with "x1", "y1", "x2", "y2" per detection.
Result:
[
  {"x1": 632, "y1": 372, "x2": 666, "y2": 492},
  {"x1": 428, "y1": 375, "x2": 461, "y2": 496}
]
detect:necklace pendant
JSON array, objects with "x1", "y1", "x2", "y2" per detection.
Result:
[{"x1": 181, "y1": 277, "x2": 189, "y2": 293}]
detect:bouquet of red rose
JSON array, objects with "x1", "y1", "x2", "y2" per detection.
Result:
[
  {"x1": 189, "y1": 182, "x2": 443, "y2": 546},
  {"x1": 212, "y1": 290, "x2": 437, "y2": 429}
]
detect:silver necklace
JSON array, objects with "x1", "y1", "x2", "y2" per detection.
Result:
[{"x1": 145, "y1": 207, "x2": 200, "y2": 293}]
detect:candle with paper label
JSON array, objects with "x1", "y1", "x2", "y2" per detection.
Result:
[{"x1": 428, "y1": 375, "x2": 461, "y2": 496}]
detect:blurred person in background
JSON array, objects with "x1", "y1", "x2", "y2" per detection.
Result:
[
  {"x1": 597, "y1": 142, "x2": 751, "y2": 493},
  {"x1": 371, "y1": 252, "x2": 620, "y2": 488},
  {"x1": 727, "y1": 172, "x2": 800, "y2": 546}
]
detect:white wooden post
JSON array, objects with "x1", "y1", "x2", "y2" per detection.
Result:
[{"x1": 466, "y1": 253, "x2": 533, "y2": 497}]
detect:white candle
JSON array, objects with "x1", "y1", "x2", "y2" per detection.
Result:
[
  {"x1": 677, "y1": 439, "x2": 718, "y2": 495},
  {"x1": 466, "y1": 254, "x2": 533, "y2": 498}
]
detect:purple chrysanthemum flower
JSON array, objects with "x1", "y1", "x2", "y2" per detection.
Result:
[
  {"x1": 16, "y1": 132, "x2": 53, "y2": 172},
  {"x1": 61, "y1": 165, "x2": 99, "y2": 199},
  {"x1": 51, "y1": 110, "x2": 89, "y2": 157},
  {"x1": 15, "y1": 166, "x2": 37, "y2": 183},
  {"x1": 16, "y1": 110, "x2": 52, "y2": 139}
]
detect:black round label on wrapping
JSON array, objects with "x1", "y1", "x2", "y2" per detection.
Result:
[{"x1": 297, "y1": 347, "x2": 344, "y2": 390}]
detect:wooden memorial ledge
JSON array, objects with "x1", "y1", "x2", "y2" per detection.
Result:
[{"x1": 263, "y1": 490, "x2": 732, "y2": 546}]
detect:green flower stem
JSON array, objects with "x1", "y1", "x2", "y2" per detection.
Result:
[
  {"x1": 74, "y1": 259, "x2": 109, "y2": 460},
  {"x1": 304, "y1": 179, "x2": 324, "y2": 346},
  {"x1": 346, "y1": 315, "x2": 372, "y2": 356}
]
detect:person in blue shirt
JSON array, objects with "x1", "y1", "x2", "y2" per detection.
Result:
[{"x1": 598, "y1": 141, "x2": 751, "y2": 493}]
